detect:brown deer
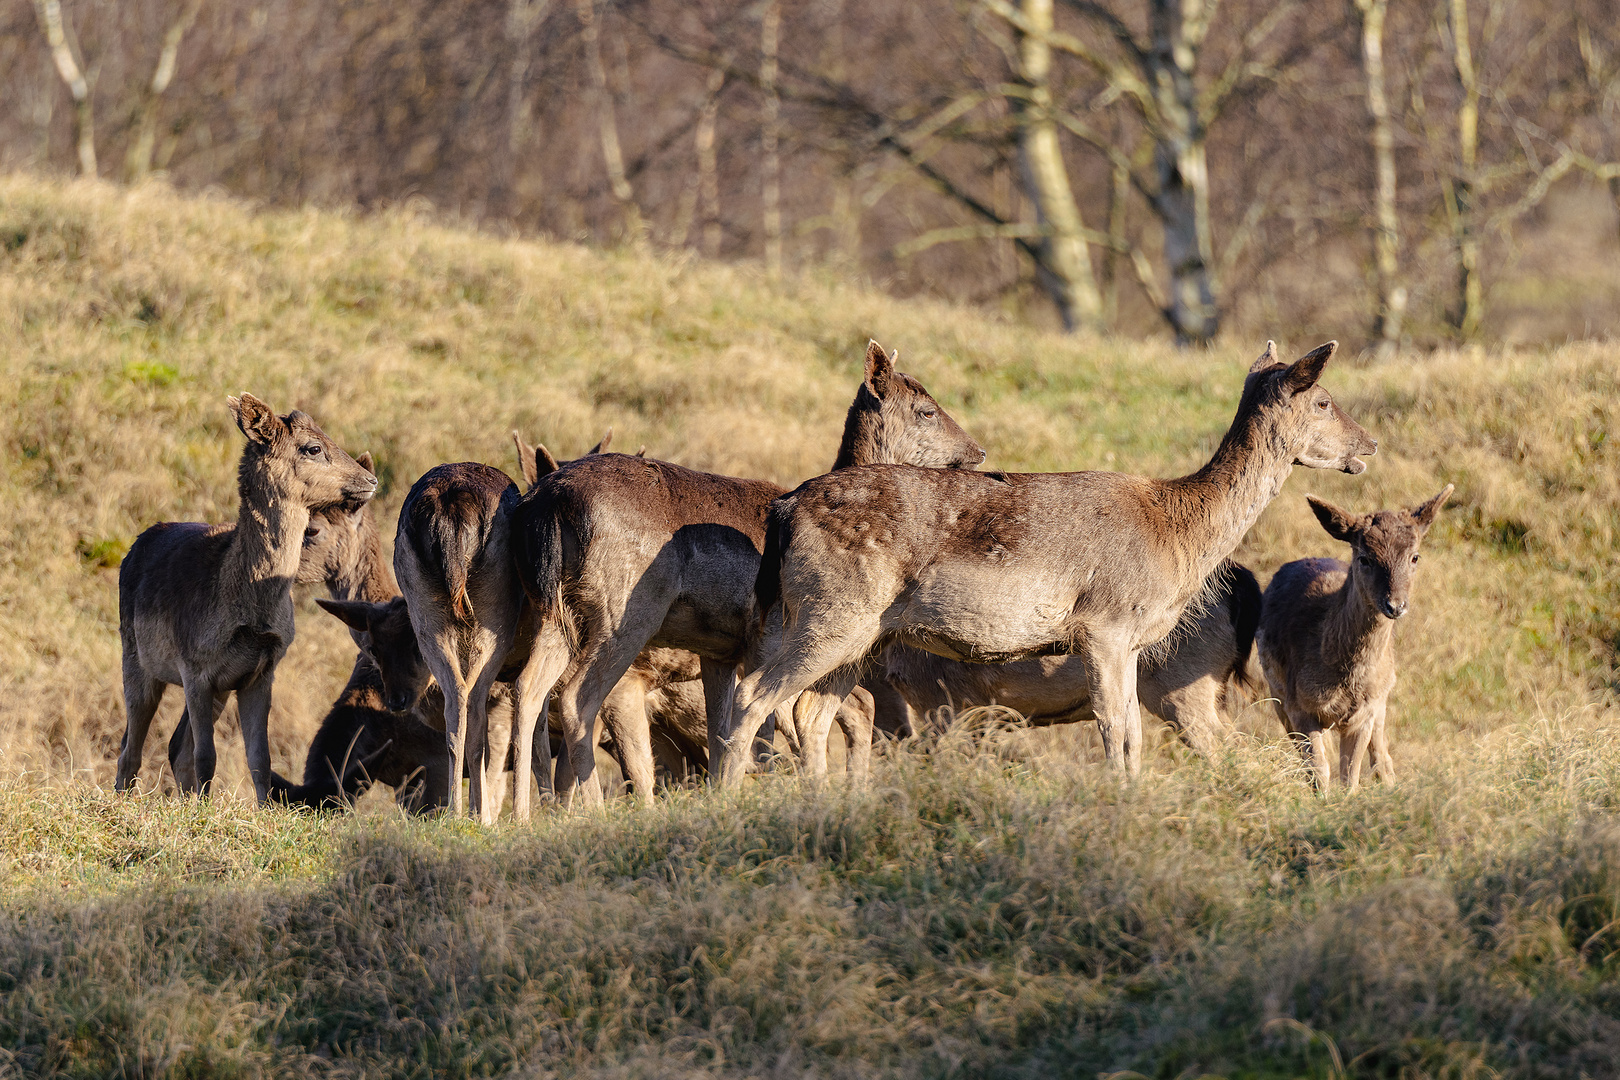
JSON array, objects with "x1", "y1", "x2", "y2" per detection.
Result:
[
  {"x1": 1257, "y1": 485, "x2": 1453, "y2": 789},
  {"x1": 386, "y1": 431, "x2": 617, "y2": 821},
  {"x1": 511, "y1": 341, "x2": 986, "y2": 807},
  {"x1": 163, "y1": 451, "x2": 393, "y2": 791},
  {"x1": 720, "y1": 341, "x2": 1376, "y2": 785},
  {"x1": 114, "y1": 394, "x2": 378, "y2": 799},
  {"x1": 881, "y1": 560, "x2": 1264, "y2": 754}
]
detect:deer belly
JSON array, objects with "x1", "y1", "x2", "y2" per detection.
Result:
[{"x1": 898, "y1": 571, "x2": 1076, "y2": 662}]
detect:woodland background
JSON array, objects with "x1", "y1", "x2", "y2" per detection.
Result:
[{"x1": 4, "y1": 0, "x2": 1620, "y2": 348}]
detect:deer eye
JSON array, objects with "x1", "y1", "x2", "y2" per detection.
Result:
[
  {"x1": 919, "y1": 407, "x2": 937, "y2": 420},
  {"x1": 301, "y1": 443, "x2": 324, "y2": 458},
  {"x1": 1411, "y1": 554, "x2": 1420, "y2": 565},
  {"x1": 1356, "y1": 555, "x2": 1372, "y2": 567},
  {"x1": 1316, "y1": 398, "x2": 1330, "y2": 411}
]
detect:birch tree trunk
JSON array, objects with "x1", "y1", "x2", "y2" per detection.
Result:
[
  {"x1": 1012, "y1": 0, "x2": 1102, "y2": 332},
  {"x1": 1356, "y1": 0, "x2": 1406, "y2": 357},
  {"x1": 1148, "y1": 0, "x2": 1218, "y2": 345},
  {"x1": 32, "y1": 0, "x2": 95, "y2": 177},
  {"x1": 1445, "y1": 0, "x2": 1483, "y2": 339},
  {"x1": 697, "y1": 66, "x2": 724, "y2": 257},
  {"x1": 124, "y1": 0, "x2": 203, "y2": 183},
  {"x1": 760, "y1": 1, "x2": 783, "y2": 279},
  {"x1": 576, "y1": 0, "x2": 645, "y2": 246}
]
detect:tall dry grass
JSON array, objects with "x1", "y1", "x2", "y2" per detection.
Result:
[{"x1": 0, "y1": 174, "x2": 1618, "y2": 1076}]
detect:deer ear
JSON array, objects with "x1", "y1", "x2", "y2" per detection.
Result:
[
  {"x1": 865, "y1": 340, "x2": 896, "y2": 398},
  {"x1": 354, "y1": 451, "x2": 375, "y2": 476},
  {"x1": 1248, "y1": 340, "x2": 1280, "y2": 374},
  {"x1": 1306, "y1": 494, "x2": 1362, "y2": 543},
  {"x1": 589, "y1": 428, "x2": 613, "y2": 455},
  {"x1": 1412, "y1": 483, "x2": 1455, "y2": 529},
  {"x1": 229, "y1": 393, "x2": 282, "y2": 445},
  {"x1": 1282, "y1": 341, "x2": 1337, "y2": 395},
  {"x1": 316, "y1": 597, "x2": 374, "y2": 632}
]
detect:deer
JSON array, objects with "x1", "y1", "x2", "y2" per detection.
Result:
[
  {"x1": 162, "y1": 451, "x2": 394, "y2": 792},
  {"x1": 380, "y1": 431, "x2": 623, "y2": 821},
  {"x1": 114, "y1": 394, "x2": 378, "y2": 800},
  {"x1": 881, "y1": 560, "x2": 1264, "y2": 755},
  {"x1": 718, "y1": 340, "x2": 1376, "y2": 786},
  {"x1": 1257, "y1": 485, "x2": 1453, "y2": 790},
  {"x1": 511, "y1": 340, "x2": 986, "y2": 810}
]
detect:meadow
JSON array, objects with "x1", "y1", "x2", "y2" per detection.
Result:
[{"x1": 0, "y1": 175, "x2": 1618, "y2": 1077}]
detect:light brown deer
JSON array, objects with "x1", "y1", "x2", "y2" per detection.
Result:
[
  {"x1": 881, "y1": 560, "x2": 1264, "y2": 754},
  {"x1": 720, "y1": 341, "x2": 1376, "y2": 785},
  {"x1": 511, "y1": 341, "x2": 986, "y2": 808},
  {"x1": 1257, "y1": 485, "x2": 1453, "y2": 789},
  {"x1": 114, "y1": 394, "x2": 378, "y2": 799}
]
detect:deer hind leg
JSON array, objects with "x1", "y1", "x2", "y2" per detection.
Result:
[
  {"x1": 720, "y1": 618, "x2": 882, "y2": 788},
  {"x1": 116, "y1": 663, "x2": 167, "y2": 793},
  {"x1": 598, "y1": 674, "x2": 656, "y2": 807},
  {"x1": 1082, "y1": 634, "x2": 1144, "y2": 777},
  {"x1": 792, "y1": 667, "x2": 861, "y2": 781},
  {"x1": 555, "y1": 601, "x2": 666, "y2": 808},
  {"x1": 699, "y1": 658, "x2": 743, "y2": 773},
  {"x1": 510, "y1": 620, "x2": 570, "y2": 821},
  {"x1": 463, "y1": 635, "x2": 510, "y2": 825},
  {"x1": 835, "y1": 684, "x2": 875, "y2": 783},
  {"x1": 1143, "y1": 673, "x2": 1226, "y2": 758}
]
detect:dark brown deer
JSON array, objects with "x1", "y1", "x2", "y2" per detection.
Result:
[
  {"x1": 1257, "y1": 485, "x2": 1452, "y2": 789},
  {"x1": 389, "y1": 431, "x2": 616, "y2": 821},
  {"x1": 163, "y1": 452, "x2": 393, "y2": 791},
  {"x1": 720, "y1": 341, "x2": 1376, "y2": 785},
  {"x1": 511, "y1": 341, "x2": 986, "y2": 807},
  {"x1": 881, "y1": 560, "x2": 1264, "y2": 754},
  {"x1": 114, "y1": 394, "x2": 378, "y2": 799}
]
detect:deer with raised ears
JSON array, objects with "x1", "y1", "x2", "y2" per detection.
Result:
[
  {"x1": 718, "y1": 341, "x2": 1377, "y2": 786},
  {"x1": 881, "y1": 559, "x2": 1264, "y2": 755},
  {"x1": 511, "y1": 340, "x2": 986, "y2": 811},
  {"x1": 1258, "y1": 485, "x2": 1453, "y2": 790},
  {"x1": 114, "y1": 394, "x2": 378, "y2": 800}
]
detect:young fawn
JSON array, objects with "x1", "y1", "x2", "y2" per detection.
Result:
[{"x1": 1257, "y1": 485, "x2": 1453, "y2": 789}]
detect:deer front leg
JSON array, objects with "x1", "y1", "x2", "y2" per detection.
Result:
[
  {"x1": 598, "y1": 675, "x2": 657, "y2": 807},
  {"x1": 1366, "y1": 701, "x2": 1395, "y2": 784},
  {"x1": 1339, "y1": 708, "x2": 1379, "y2": 791},
  {"x1": 836, "y1": 684, "x2": 875, "y2": 783},
  {"x1": 791, "y1": 668, "x2": 861, "y2": 782},
  {"x1": 235, "y1": 674, "x2": 278, "y2": 804},
  {"x1": 1084, "y1": 634, "x2": 1143, "y2": 777},
  {"x1": 1285, "y1": 709, "x2": 1332, "y2": 790},
  {"x1": 182, "y1": 677, "x2": 223, "y2": 796},
  {"x1": 116, "y1": 666, "x2": 166, "y2": 793}
]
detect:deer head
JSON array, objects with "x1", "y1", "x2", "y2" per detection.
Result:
[{"x1": 1307, "y1": 484, "x2": 1454, "y2": 620}]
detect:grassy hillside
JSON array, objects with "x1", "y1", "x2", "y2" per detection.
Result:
[{"x1": 1, "y1": 175, "x2": 1618, "y2": 1077}]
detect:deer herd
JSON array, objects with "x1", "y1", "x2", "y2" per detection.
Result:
[{"x1": 112, "y1": 339, "x2": 1453, "y2": 821}]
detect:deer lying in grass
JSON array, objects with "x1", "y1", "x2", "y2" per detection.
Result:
[
  {"x1": 720, "y1": 341, "x2": 1376, "y2": 785},
  {"x1": 114, "y1": 394, "x2": 378, "y2": 799},
  {"x1": 1257, "y1": 485, "x2": 1453, "y2": 789},
  {"x1": 511, "y1": 341, "x2": 986, "y2": 807},
  {"x1": 882, "y1": 560, "x2": 1263, "y2": 754}
]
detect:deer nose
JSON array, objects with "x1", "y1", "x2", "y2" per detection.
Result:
[
  {"x1": 1382, "y1": 599, "x2": 1407, "y2": 619},
  {"x1": 385, "y1": 693, "x2": 409, "y2": 712}
]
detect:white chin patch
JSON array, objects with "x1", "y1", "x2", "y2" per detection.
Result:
[{"x1": 1342, "y1": 458, "x2": 1367, "y2": 475}]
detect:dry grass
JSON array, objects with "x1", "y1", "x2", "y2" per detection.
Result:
[{"x1": 1, "y1": 175, "x2": 1618, "y2": 1077}]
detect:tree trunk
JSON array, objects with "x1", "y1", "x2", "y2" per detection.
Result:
[
  {"x1": 1446, "y1": 0, "x2": 1483, "y2": 339},
  {"x1": 761, "y1": 1, "x2": 783, "y2": 279},
  {"x1": 124, "y1": 0, "x2": 203, "y2": 183},
  {"x1": 32, "y1": 0, "x2": 95, "y2": 177},
  {"x1": 501, "y1": 0, "x2": 552, "y2": 216},
  {"x1": 696, "y1": 66, "x2": 724, "y2": 257},
  {"x1": 1148, "y1": 0, "x2": 1218, "y2": 345},
  {"x1": 1356, "y1": 0, "x2": 1406, "y2": 358},
  {"x1": 576, "y1": 0, "x2": 644, "y2": 246},
  {"x1": 1011, "y1": 0, "x2": 1103, "y2": 333}
]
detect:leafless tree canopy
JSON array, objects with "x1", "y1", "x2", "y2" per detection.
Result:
[{"x1": 2, "y1": 0, "x2": 1618, "y2": 345}]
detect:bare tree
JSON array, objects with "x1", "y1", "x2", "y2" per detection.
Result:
[
  {"x1": 760, "y1": 0, "x2": 783, "y2": 279},
  {"x1": 123, "y1": 0, "x2": 203, "y2": 182},
  {"x1": 577, "y1": 0, "x2": 645, "y2": 245},
  {"x1": 31, "y1": 0, "x2": 94, "y2": 176},
  {"x1": 1352, "y1": 0, "x2": 1406, "y2": 357}
]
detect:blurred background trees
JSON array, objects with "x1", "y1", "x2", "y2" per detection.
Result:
[{"x1": 2, "y1": 0, "x2": 1617, "y2": 348}]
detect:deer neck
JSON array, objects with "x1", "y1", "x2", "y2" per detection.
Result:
[
  {"x1": 831, "y1": 390, "x2": 883, "y2": 470},
  {"x1": 1322, "y1": 577, "x2": 1394, "y2": 673},
  {"x1": 333, "y1": 509, "x2": 399, "y2": 604},
  {"x1": 226, "y1": 462, "x2": 310, "y2": 617},
  {"x1": 1159, "y1": 412, "x2": 1296, "y2": 594}
]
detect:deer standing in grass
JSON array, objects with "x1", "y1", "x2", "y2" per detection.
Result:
[
  {"x1": 721, "y1": 341, "x2": 1376, "y2": 785},
  {"x1": 115, "y1": 394, "x2": 378, "y2": 799},
  {"x1": 511, "y1": 341, "x2": 985, "y2": 809},
  {"x1": 882, "y1": 560, "x2": 1264, "y2": 754},
  {"x1": 1257, "y1": 485, "x2": 1453, "y2": 789}
]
